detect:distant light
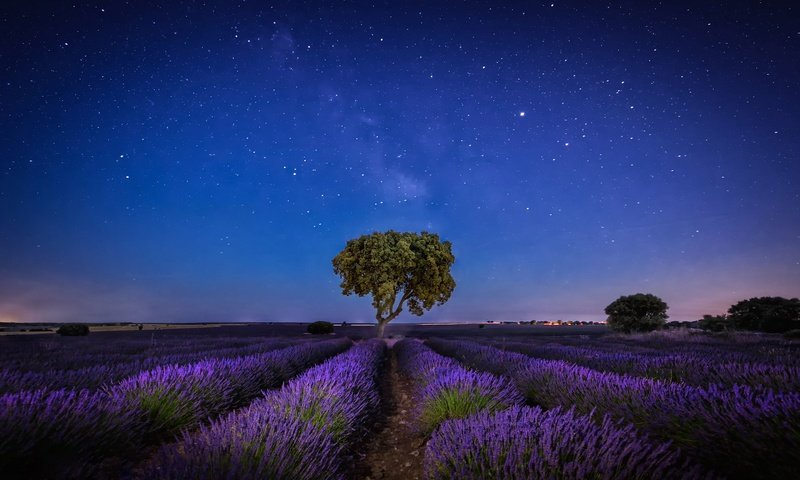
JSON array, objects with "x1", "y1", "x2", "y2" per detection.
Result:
[{"x1": 519, "y1": 111, "x2": 525, "y2": 117}]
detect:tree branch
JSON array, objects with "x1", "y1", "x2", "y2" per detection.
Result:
[{"x1": 377, "y1": 289, "x2": 414, "y2": 323}]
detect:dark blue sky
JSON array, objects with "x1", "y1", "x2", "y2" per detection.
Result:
[{"x1": 1, "y1": 1, "x2": 798, "y2": 324}]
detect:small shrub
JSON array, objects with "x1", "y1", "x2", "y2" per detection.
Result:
[
  {"x1": 56, "y1": 324, "x2": 90, "y2": 336},
  {"x1": 307, "y1": 321, "x2": 334, "y2": 335},
  {"x1": 698, "y1": 314, "x2": 729, "y2": 332}
]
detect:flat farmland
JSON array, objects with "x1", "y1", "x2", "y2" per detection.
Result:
[{"x1": 1, "y1": 324, "x2": 797, "y2": 479}]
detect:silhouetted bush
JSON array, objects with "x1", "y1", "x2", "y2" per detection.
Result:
[
  {"x1": 698, "y1": 315, "x2": 729, "y2": 332},
  {"x1": 56, "y1": 324, "x2": 90, "y2": 336},
  {"x1": 307, "y1": 321, "x2": 334, "y2": 335}
]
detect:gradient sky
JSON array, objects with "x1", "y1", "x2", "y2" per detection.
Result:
[{"x1": 1, "y1": 1, "x2": 798, "y2": 324}]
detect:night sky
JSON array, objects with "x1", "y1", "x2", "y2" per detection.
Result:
[{"x1": 1, "y1": 1, "x2": 798, "y2": 324}]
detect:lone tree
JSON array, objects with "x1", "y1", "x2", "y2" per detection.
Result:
[
  {"x1": 332, "y1": 230, "x2": 456, "y2": 337},
  {"x1": 604, "y1": 293, "x2": 668, "y2": 333},
  {"x1": 727, "y1": 297, "x2": 800, "y2": 333}
]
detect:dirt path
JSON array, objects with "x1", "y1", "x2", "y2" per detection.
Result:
[{"x1": 351, "y1": 345, "x2": 425, "y2": 480}]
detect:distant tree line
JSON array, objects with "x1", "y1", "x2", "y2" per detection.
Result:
[
  {"x1": 604, "y1": 294, "x2": 799, "y2": 335},
  {"x1": 697, "y1": 297, "x2": 800, "y2": 334}
]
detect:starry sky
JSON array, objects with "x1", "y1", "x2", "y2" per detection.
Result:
[{"x1": 1, "y1": 1, "x2": 798, "y2": 324}]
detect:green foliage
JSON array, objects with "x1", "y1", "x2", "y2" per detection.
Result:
[
  {"x1": 604, "y1": 293, "x2": 668, "y2": 333},
  {"x1": 332, "y1": 230, "x2": 456, "y2": 336},
  {"x1": 307, "y1": 321, "x2": 334, "y2": 335},
  {"x1": 420, "y1": 389, "x2": 497, "y2": 435},
  {"x1": 128, "y1": 388, "x2": 196, "y2": 437},
  {"x1": 298, "y1": 404, "x2": 348, "y2": 442},
  {"x1": 56, "y1": 324, "x2": 90, "y2": 336},
  {"x1": 698, "y1": 314, "x2": 729, "y2": 332},
  {"x1": 728, "y1": 297, "x2": 800, "y2": 333}
]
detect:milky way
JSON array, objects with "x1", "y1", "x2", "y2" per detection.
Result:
[{"x1": 1, "y1": 1, "x2": 798, "y2": 323}]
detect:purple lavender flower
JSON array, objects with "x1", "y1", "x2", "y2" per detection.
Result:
[
  {"x1": 482, "y1": 339, "x2": 800, "y2": 391},
  {"x1": 426, "y1": 405, "x2": 708, "y2": 480},
  {"x1": 395, "y1": 339, "x2": 523, "y2": 435},
  {"x1": 146, "y1": 401, "x2": 344, "y2": 480},
  {"x1": 0, "y1": 388, "x2": 144, "y2": 478},
  {"x1": 0, "y1": 337, "x2": 299, "y2": 394},
  {"x1": 142, "y1": 340, "x2": 386, "y2": 480},
  {"x1": 113, "y1": 360, "x2": 236, "y2": 437},
  {"x1": 426, "y1": 337, "x2": 800, "y2": 479},
  {"x1": 111, "y1": 337, "x2": 352, "y2": 438},
  {"x1": 0, "y1": 338, "x2": 352, "y2": 478}
]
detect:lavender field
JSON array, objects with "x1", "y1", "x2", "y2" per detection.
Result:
[{"x1": 1, "y1": 326, "x2": 798, "y2": 479}]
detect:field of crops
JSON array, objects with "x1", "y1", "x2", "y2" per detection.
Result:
[{"x1": 1, "y1": 327, "x2": 797, "y2": 479}]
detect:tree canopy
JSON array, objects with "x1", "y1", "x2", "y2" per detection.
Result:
[
  {"x1": 332, "y1": 230, "x2": 456, "y2": 337},
  {"x1": 604, "y1": 293, "x2": 668, "y2": 333},
  {"x1": 727, "y1": 297, "x2": 800, "y2": 333}
]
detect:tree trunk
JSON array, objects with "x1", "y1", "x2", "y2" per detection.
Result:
[
  {"x1": 376, "y1": 292, "x2": 410, "y2": 338},
  {"x1": 376, "y1": 320, "x2": 388, "y2": 338}
]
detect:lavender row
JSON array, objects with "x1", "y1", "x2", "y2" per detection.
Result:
[
  {"x1": 393, "y1": 340, "x2": 700, "y2": 479},
  {"x1": 0, "y1": 338, "x2": 299, "y2": 393},
  {"x1": 486, "y1": 332, "x2": 800, "y2": 366},
  {"x1": 428, "y1": 338, "x2": 800, "y2": 479},
  {"x1": 141, "y1": 340, "x2": 386, "y2": 480},
  {"x1": 604, "y1": 329, "x2": 800, "y2": 355},
  {"x1": 0, "y1": 335, "x2": 291, "y2": 373},
  {"x1": 394, "y1": 339, "x2": 523, "y2": 435},
  {"x1": 426, "y1": 406, "x2": 708, "y2": 480},
  {"x1": 485, "y1": 339, "x2": 800, "y2": 391},
  {"x1": 112, "y1": 338, "x2": 352, "y2": 439},
  {"x1": 0, "y1": 338, "x2": 351, "y2": 479},
  {"x1": 575, "y1": 333, "x2": 800, "y2": 365}
]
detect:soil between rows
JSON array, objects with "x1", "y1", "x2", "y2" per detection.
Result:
[{"x1": 351, "y1": 344, "x2": 425, "y2": 480}]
